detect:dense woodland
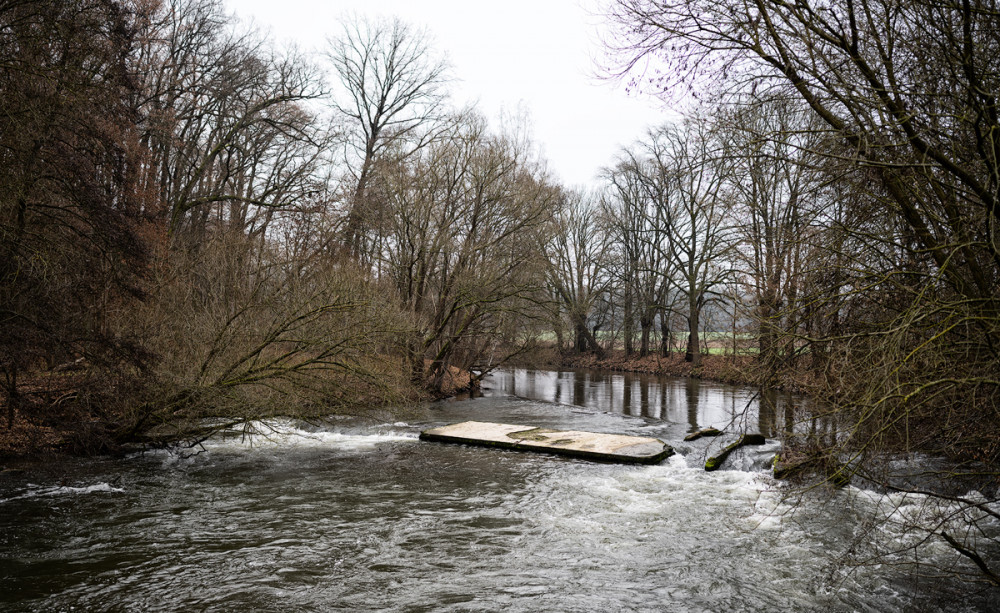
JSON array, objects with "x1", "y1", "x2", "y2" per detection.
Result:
[{"x1": 2, "y1": 0, "x2": 999, "y2": 585}]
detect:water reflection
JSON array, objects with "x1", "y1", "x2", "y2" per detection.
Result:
[{"x1": 483, "y1": 368, "x2": 799, "y2": 437}]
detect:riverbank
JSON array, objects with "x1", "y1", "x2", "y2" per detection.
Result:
[
  {"x1": 0, "y1": 350, "x2": 786, "y2": 460},
  {"x1": 561, "y1": 352, "x2": 758, "y2": 386},
  {"x1": 0, "y1": 360, "x2": 480, "y2": 461},
  {"x1": 512, "y1": 346, "x2": 801, "y2": 391}
]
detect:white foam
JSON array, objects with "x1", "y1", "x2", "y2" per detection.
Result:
[
  {"x1": 0, "y1": 482, "x2": 124, "y2": 504},
  {"x1": 532, "y1": 456, "x2": 781, "y2": 529},
  {"x1": 157, "y1": 419, "x2": 419, "y2": 455}
]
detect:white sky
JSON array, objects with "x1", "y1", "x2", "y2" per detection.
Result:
[{"x1": 223, "y1": 0, "x2": 674, "y2": 189}]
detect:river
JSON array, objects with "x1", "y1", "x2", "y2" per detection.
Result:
[{"x1": 1, "y1": 368, "x2": 997, "y2": 611}]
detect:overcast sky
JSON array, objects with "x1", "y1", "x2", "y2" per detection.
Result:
[{"x1": 223, "y1": 0, "x2": 673, "y2": 188}]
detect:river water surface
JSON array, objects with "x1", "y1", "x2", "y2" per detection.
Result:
[{"x1": 1, "y1": 368, "x2": 997, "y2": 611}]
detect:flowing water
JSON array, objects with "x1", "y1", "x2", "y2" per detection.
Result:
[{"x1": 1, "y1": 368, "x2": 997, "y2": 612}]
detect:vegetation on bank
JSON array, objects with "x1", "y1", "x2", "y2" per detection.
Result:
[
  {"x1": 1, "y1": 0, "x2": 552, "y2": 456},
  {"x1": 596, "y1": 0, "x2": 1000, "y2": 585}
]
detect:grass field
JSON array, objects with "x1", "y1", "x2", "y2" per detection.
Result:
[{"x1": 536, "y1": 329, "x2": 760, "y2": 355}]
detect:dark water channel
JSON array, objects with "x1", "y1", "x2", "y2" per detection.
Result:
[
  {"x1": 484, "y1": 368, "x2": 799, "y2": 439},
  {"x1": 1, "y1": 368, "x2": 996, "y2": 611}
]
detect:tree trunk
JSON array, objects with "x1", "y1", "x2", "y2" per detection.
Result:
[
  {"x1": 345, "y1": 149, "x2": 374, "y2": 256},
  {"x1": 624, "y1": 291, "x2": 635, "y2": 356},
  {"x1": 660, "y1": 308, "x2": 672, "y2": 357},
  {"x1": 757, "y1": 291, "x2": 780, "y2": 373},
  {"x1": 574, "y1": 321, "x2": 588, "y2": 353},
  {"x1": 406, "y1": 336, "x2": 424, "y2": 386},
  {"x1": 686, "y1": 303, "x2": 701, "y2": 366},
  {"x1": 3, "y1": 366, "x2": 18, "y2": 429},
  {"x1": 639, "y1": 312, "x2": 653, "y2": 357},
  {"x1": 591, "y1": 324, "x2": 606, "y2": 358},
  {"x1": 574, "y1": 317, "x2": 605, "y2": 359}
]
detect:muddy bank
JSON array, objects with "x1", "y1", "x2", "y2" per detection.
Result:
[
  {"x1": 1, "y1": 361, "x2": 463, "y2": 461},
  {"x1": 510, "y1": 345, "x2": 817, "y2": 394},
  {"x1": 561, "y1": 352, "x2": 754, "y2": 385},
  {"x1": 515, "y1": 347, "x2": 760, "y2": 387}
]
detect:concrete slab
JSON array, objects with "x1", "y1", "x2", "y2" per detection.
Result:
[{"x1": 419, "y1": 421, "x2": 674, "y2": 465}]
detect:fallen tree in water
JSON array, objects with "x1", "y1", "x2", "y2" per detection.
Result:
[{"x1": 704, "y1": 434, "x2": 766, "y2": 472}]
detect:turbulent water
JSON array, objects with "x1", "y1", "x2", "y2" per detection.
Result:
[{"x1": 1, "y1": 369, "x2": 997, "y2": 612}]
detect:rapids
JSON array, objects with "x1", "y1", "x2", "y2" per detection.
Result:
[{"x1": 1, "y1": 368, "x2": 997, "y2": 611}]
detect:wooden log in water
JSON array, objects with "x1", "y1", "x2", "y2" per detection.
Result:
[
  {"x1": 419, "y1": 421, "x2": 674, "y2": 465},
  {"x1": 704, "y1": 433, "x2": 767, "y2": 471},
  {"x1": 683, "y1": 427, "x2": 723, "y2": 442}
]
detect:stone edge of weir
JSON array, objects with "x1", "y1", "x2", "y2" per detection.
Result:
[{"x1": 418, "y1": 421, "x2": 675, "y2": 465}]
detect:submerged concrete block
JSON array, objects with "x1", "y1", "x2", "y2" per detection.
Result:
[{"x1": 419, "y1": 421, "x2": 674, "y2": 465}]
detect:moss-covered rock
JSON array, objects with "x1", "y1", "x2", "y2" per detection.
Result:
[
  {"x1": 826, "y1": 464, "x2": 852, "y2": 488},
  {"x1": 704, "y1": 433, "x2": 767, "y2": 471},
  {"x1": 507, "y1": 428, "x2": 555, "y2": 442},
  {"x1": 772, "y1": 452, "x2": 851, "y2": 487},
  {"x1": 683, "y1": 428, "x2": 722, "y2": 442}
]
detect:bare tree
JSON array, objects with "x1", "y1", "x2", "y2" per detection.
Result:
[
  {"x1": 599, "y1": 116, "x2": 733, "y2": 364},
  {"x1": 647, "y1": 118, "x2": 734, "y2": 365},
  {"x1": 326, "y1": 15, "x2": 450, "y2": 257},
  {"x1": 545, "y1": 189, "x2": 610, "y2": 357},
  {"x1": 603, "y1": 155, "x2": 650, "y2": 356},
  {"x1": 128, "y1": 232, "x2": 409, "y2": 444},
  {"x1": 374, "y1": 111, "x2": 556, "y2": 393},
  {"x1": 720, "y1": 98, "x2": 822, "y2": 375},
  {"x1": 602, "y1": 146, "x2": 675, "y2": 357},
  {"x1": 137, "y1": 0, "x2": 327, "y2": 241},
  {"x1": 0, "y1": 0, "x2": 151, "y2": 431}
]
